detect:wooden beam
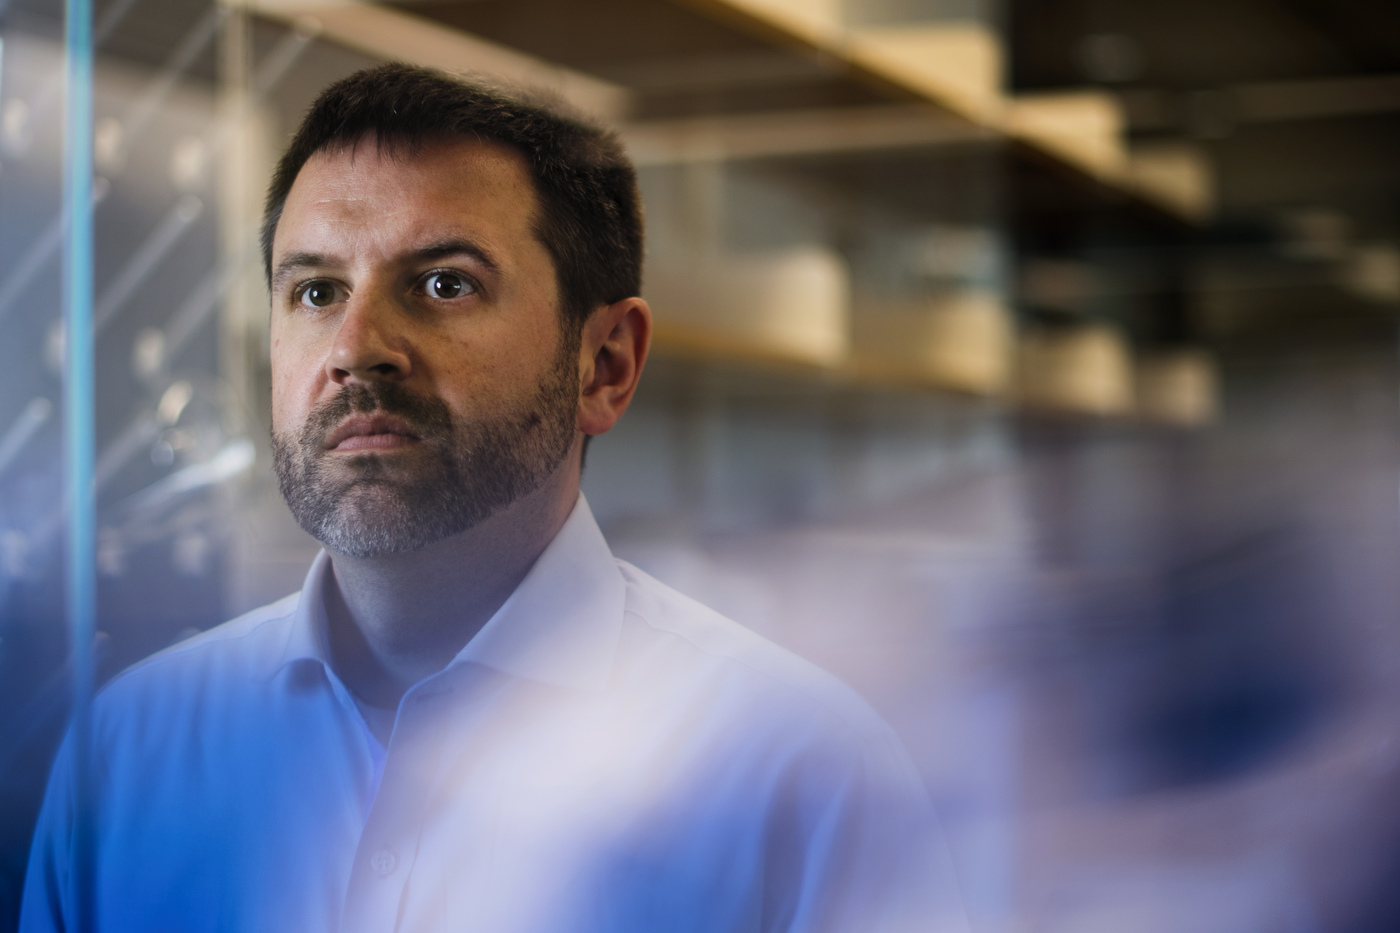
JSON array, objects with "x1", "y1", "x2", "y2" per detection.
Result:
[
  {"x1": 621, "y1": 102, "x2": 996, "y2": 165},
  {"x1": 226, "y1": 0, "x2": 630, "y2": 121}
]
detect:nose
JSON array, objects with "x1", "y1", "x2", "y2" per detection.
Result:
[{"x1": 326, "y1": 295, "x2": 412, "y2": 386}]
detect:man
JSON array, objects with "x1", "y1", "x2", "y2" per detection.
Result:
[{"x1": 21, "y1": 64, "x2": 963, "y2": 932}]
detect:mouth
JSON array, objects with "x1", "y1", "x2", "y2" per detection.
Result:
[{"x1": 323, "y1": 413, "x2": 422, "y2": 452}]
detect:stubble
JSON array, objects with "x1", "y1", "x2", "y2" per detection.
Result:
[{"x1": 272, "y1": 334, "x2": 579, "y2": 558}]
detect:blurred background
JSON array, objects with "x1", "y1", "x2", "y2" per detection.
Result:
[{"x1": 3, "y1": 0, "x2": 1400, "y2": 929}]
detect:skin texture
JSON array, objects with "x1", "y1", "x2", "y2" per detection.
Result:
[{"x1": 269, "y1": 136, "x2": 651, "y2": 709}]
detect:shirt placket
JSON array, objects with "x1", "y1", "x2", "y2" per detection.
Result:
[{"x1": 339, "y1": 678, "x2": 457, "y2": 933}]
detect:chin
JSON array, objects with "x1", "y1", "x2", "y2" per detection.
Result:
[{"x1": 304, "y1": 486, "x2": 491, "y2": 559}]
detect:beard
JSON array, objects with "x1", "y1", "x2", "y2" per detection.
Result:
[{"x1": 272, "y1": 336, "x2": 579, "y2": 559}]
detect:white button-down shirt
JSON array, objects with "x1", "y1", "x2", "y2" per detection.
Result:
[{"x1": 21, "y1": 496, "x2": 964, "y2": 933}]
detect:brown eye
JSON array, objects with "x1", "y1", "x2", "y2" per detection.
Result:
[
  {"x1": 425, "y1": 272, "x2": 472, "y2": 299},
  {"x1": 297, "y1": 281, "x2": 343, "y2": 309}
]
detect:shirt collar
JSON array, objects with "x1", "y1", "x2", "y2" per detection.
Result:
[
  {"x1": 274, "y1": 494, "x2": 626, "y2": 692},
  {"x1": 276, "y1": 549, "x2": 336, "y2": 674}
]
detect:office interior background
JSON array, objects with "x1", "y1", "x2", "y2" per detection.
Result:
[{"x1": 2, "y1": 0, "x2": 1400, "y2": 929}]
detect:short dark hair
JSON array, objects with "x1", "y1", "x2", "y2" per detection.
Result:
[{"x1": 261, "y1": 62, "x2": 643, "y2": 330}]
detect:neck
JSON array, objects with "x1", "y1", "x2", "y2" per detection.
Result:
[{"x1": 323, "y1": 458, "x2": 580, "y2": 709}]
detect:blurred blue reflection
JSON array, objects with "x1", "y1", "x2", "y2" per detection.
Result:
[{"x1": 0, "y1": 2, "x2": 1398, "y2": 931}]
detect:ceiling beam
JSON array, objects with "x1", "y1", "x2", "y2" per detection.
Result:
[
  {"x1": 620, "y1": 103, "x2": 997, "y2": 165},
  {"x1": 226, "y1": 0, "x2": 631, "y2": 121}
]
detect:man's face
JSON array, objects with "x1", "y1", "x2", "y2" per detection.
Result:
[{"x1": 268, "y1": 136, "x2": 579, "y2": 558}]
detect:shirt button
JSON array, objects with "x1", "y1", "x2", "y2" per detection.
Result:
[{"x1": 370, "y1": 847, "x2": 397, "y2": 877}]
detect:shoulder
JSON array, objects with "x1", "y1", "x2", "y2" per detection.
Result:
[
  {"x1": 95, "y1": 592, "x2": 301, "y2": 715},
  {"x1": 614, "y1": 559, "x2": 900, "y2": 750}
]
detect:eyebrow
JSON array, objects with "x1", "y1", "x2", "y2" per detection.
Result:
[
  {"x1": 411, "y1": 238, "x2": 500, "y2": 274},
  {"x1": 270, "y1": 238, "x2": 501, "y2": 292},
  {"x1": 271, "y1": 251, "x2": 335, "y2": 292}
]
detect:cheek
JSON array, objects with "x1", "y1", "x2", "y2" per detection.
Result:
[
  {"x1": 269, "y1": 344, "x2": 320, "y2": 433},
  {"x1": 500, "y1": 306, "x2": 567, "y2": 384},
  {"x1": 268, "y1": 371, "x2": 297, "y2": 436},
  {"x1": 435, "y1": 324, "x2": 554, "y2": 401}
]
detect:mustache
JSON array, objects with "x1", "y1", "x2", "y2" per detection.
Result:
[{"x1": 300, "y1": 382, "x2": 455, "y2": 448}]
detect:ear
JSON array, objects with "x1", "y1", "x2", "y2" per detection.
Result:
[{"x1": 577, "y1": 297, "x2": 651, "y2": 437}]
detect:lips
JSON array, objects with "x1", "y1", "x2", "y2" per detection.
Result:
[{"x1": 323, "y1": 414, "x2": 421, "y2": 451}]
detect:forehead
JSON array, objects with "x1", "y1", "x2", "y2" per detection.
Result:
[{"x1": 274, "y1": 135, "x2": 541, "y2": 260}]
